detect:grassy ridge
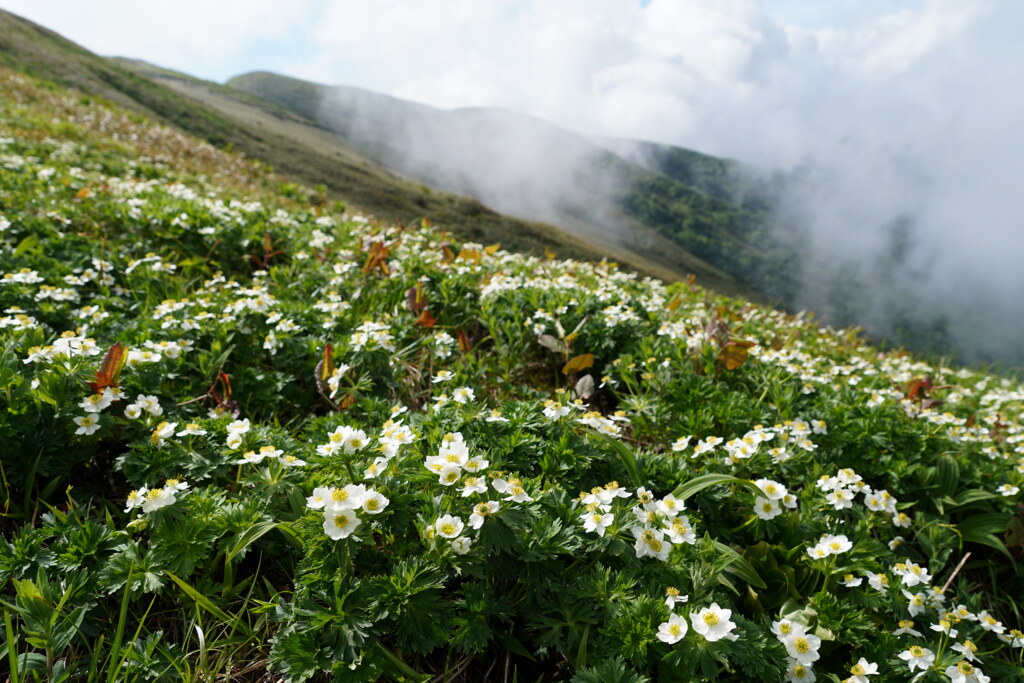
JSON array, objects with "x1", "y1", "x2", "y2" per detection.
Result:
[{"x1": 0, "y1": 9, "x2": 755, "y2": 298}]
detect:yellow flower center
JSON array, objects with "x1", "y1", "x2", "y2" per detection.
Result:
[
  {"x1": 334, "y1": 514, "x2": 349, "y2": 527},
  {"x1": 909, "y1": 646, "x2": 925, "y2": 657},
  {"x1": 795, "y1": 637, "x2": 810, "y2": 653},
  {"x1": 668, "y1": 624, "x2": 681, "y2": 636},
  {"x1": 851, "y1": 664, "x2": 865, "y2": 675},
  {"x1": 440, "y1": 523, "x2": 456, "y2": 536},
  {"x1": 702, "y1": 612, "x2": 719, "y2": 626},
  {"x1": 365, "y1": 499, "x2": 380, "y2": 511}
]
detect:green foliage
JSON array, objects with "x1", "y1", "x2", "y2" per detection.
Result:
[{"x1": 0, "y1": 62, "x2": 1022, "y2": 683}]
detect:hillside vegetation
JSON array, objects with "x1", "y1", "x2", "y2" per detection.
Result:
[
  {"x1": 226, "y1": 71, "x2": 794, "y2": 304},
  {"x1": 0, "y1": 10, "x2": 742, "y2": 296},
  {"x1": 1, "y1": 63, "x2": 1024, "y2": 683}
]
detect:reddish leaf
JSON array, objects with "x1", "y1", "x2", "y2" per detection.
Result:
[
  {"x1": 416, "y1": 309, "x2": 437, "y2": 328},
  {"x1": 86, "y1": 343, "x2": 126, "y2": 393}
]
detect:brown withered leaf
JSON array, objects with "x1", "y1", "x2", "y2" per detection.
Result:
[
  {"x1": 320, "y1": 344, "x2": 335, "y2": 382},
  {"x1": 484, "y1": 243, "x2": 501, "y2": 255},
  {"x1": 562, "y1": 353, "x2": 595, "y2": 375},
  {"x1": 719, "y1": 340, "x2": 755, "y2": 371},
  {"x1": 457, "y1": 329, "x2": 472, "y2": 352}
]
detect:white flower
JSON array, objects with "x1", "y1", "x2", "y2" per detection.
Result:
[
  {"x1": 671, "y1": 435, "x2": 691, "y2": 452},
  {"x1": 452, "y1": 386, "x2": 475, "y2": 404},
  {"x1": 327, "y1": 484, "x2": 367, "y2": 511},
  {"x1": 226, "y1": 418, "x2": 250, "y2": 436},
  {"x1": 306, "y1": 486, "x2": 332, "y2": 509},
  {"x1": 438, "y1": 464, "x2": 462, "y2": 486},
  {"x1": 434, "y1": 514, "x2": 464, "y2": 539},
  {"x1": 848, "y1": 657, "x2": 878, "y2": 683},
  {"x1": 633, "y1": 527, "x2": 670, "y2": 561},
  {"x1": 124, "y1": 404, "x2": 143, "y2": 420},
  {"x1": 582, "y1": 507, "x2": 614, "y2": 536},
  {"x1": 281, "y1": 455, "x2": 307, "y2": 467},
  {"x1": 690, "y1": 603, "x2": 738, "y2": 642},
  {"x1": 141, "y1": 487, "x2": 177, "y2": 512},
  {"x1": 664, "y1": 587, "x2": 688, "y2": 608},
  {"x1": 785, "y1": 658, "x2": 816, "y2": 682},
  {"x1": 820, "y1": 533, "x2": 853, "y2": 555},
  {"x1": 125, "y1": 488, "x2": 148, "y2": 512},
  {"x1": 893, "y1": 620, "x2": 922, "y2": 637},
  {"x1": 998, "y1": 483, "x2": 1019, "y2": 496},
  {"x1": 903, "y1": 591, "x2": 927, "y2": 617},
  {"x1": 73, "y1": 415, "x2": 101, "y2": 435},
  {"x1": 894, "y1": 560, "x2": 931, "y2": 587},
  {"x1": 945, "y1": 660, "x2": 990, "y2": 683},
  {"x1": 176, "y1": 423, "x2": 207, "y2": 437},
  {"x1": 977, "y1": 610, "x2": 1005, "y2": 634},
  {"x1": 771, "y1": 619, "x2": 804, "y2": 639},
  {"x1": 460, "y1": 476, "x2": 488, "y2": 496},
  {"x1": 79, "y1": 392, "x2": 113, "y2": 413},
  {"x1": 361, "y1": 490, "x2": 390, "y2": 514},
  {"x1": 656, "y1": 494, "x2": 684, "y2": 516},
  {"x1": 451, "y1": 536, "x2": 472, "y2": 555},
  {"x1": 952, "y1": 640, "x2": 979, "y2": 662},
  {"x1": 469, "y1": 501, "x2": 500, "y2": 529},
  {"x1": 930, "y1": 619, "x2": 958, "y2": 638},
  {"x1": 840, "y1": 573, "x2": 863, "y2": 588},
  {"x1": 656, "y1": 613, "x2": 688, "y2": 644},
  {"x1": 431, "y1": 370, "x2": 454, "y2": 383},
  {"x1": 663, "y1": 515, "x2": 696, "y2": 545},
  {"x1": 323, "y1": 509, "x2": 361, "y2": 540},
  {"x1": 149, "y1": 421, "x2": 177, "y2": 446},
  {"x1": 783, "y1": 632, "x2": 821, "y2": 666},
  {"x1": 755, "y1": 478, "x2": 788, "y2": 500},
  {"x1": 897, "y1": 645, "x2": 935, "y2": 672},
  {"x1": 754, "y1": 496, "x2": 783, "y2": 520}
]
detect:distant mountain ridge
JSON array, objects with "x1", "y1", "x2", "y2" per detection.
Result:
[{"x1": 227, "y1": 71, "x2": 797, "y2": 305}]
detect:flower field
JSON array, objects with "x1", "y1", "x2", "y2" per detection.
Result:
[{"x1": 1, "y1": 68, "x2": 1023, "y2": 682}]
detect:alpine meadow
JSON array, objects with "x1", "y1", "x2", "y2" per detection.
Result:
[{"x1": 1, "y1": 7, "x2": 1024, "y2": 683}]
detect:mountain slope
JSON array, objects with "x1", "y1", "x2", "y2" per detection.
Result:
[
  {"x1": 0, "y1": 9, "x2": 751, "y2": 296},
  {"x1": 227, "y1": 71, "x2": 795, "y2": 304}
]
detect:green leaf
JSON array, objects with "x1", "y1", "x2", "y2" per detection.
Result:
[
  {"x1": 225, "y1": 520, "x2": 280, "y2": 563},
  {"x1": 714, "y1": 541, "x2": 767, "y2": 590},
  {"x1": 934, "y1": 455, "x2": 960, "y2": 497},
  {"x1": 958, "y1": 513, "x2": 1013, "y2": 560},
  {"x1": 166, "y1": 572, "x2": 254, "y2": 639},
  {"x1": 671, "y1": 473, "x2": 762, "y2": 502},
  {"x1": 593, "y1": 433, "x2": 643, "y2": 488},
  {"x1": 13, "y1": 234, "x2": 39, "y2": 258}
]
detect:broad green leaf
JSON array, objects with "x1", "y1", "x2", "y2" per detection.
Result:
[
  {"x1": 225, "y1": 520, "x2": 280, "y2": 563},
  {"x1": 671, "y1": 474, "x2": 762, "y2": 502},
  {"x1": 593, "y1": 433, "x2": 643, "y2": 487},
  {"x1": 714, "y1": 541, "x2": 768, "y2": 590}
]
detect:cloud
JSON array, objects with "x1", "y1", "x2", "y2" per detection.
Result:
[{"x1": 0, "y1": 0, "x2": 316, "y2": 81}]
